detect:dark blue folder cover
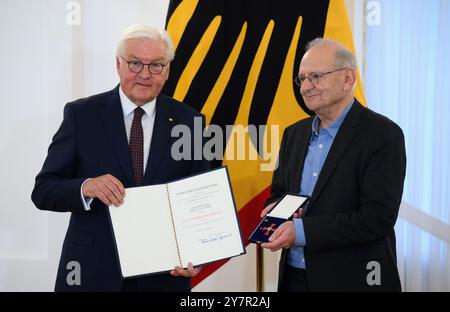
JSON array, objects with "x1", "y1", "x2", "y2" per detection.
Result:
[{"x1": 248, "y1": 216, "x2": 287, "y2": 244}]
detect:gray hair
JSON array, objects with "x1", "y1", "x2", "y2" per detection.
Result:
[
  {"x1": 306, "y1": 38, "x2": 356, "y2": 69},
  {"x1": 116, "y1": 24, "x2": 175, "y2": 61}
]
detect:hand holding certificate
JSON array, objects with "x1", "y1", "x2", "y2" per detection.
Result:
[{"x1": 108, "y1": 167, "x2": 245, "y2": 278}]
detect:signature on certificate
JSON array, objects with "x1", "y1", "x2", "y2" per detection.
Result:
[{"x1": 198, "y1": 232, "x2": 232, "y2": 244}]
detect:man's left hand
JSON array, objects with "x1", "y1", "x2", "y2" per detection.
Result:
[
  {"x1": 170, "y1": 262, "x2": 202, "y2": 277},
  {"x1": 261, "y1": 221, "x2": 296, "y2": 252}
]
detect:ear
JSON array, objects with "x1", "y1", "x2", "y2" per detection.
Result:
[
  {"x1": 116, "y1": 56, "x2": 121, "y2": 74},
  {"x1": 164, "y1": 63, "x2": 171, "y2": 81},
  {"x1": 344, "y1": 68, "x2": 356, "y2": 90}
]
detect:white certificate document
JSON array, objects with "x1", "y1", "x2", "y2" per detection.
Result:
[
  {"x1": 108, "y1": 184, "x2": 180, "y2": 278},
  {"x1": 108, "y1": 167, "x2": 245, "y2": 278},
  {"x1": 168, "y1": 168, "x2": 245, "y2": 267}
]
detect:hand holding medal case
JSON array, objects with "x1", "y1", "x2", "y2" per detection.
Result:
[{"x1": 248, "y1": 194, "x2": 309, "y2": 244}]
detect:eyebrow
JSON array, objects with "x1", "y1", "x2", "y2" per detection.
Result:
[
  {"x1": 299, "y1": 71, "x2": 324, "y2": 76},
  {"x1": 299, "y1": 72, "x2": 317, "y2": 76},
  {"x1": 127, "y1": 55, "x2": 166, "y2": 63}
]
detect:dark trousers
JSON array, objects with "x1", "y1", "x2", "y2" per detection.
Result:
[
  {"x1": 279, "y1": 265, "x2": 310, "y2": 292},
  {"x1": 121, "y1": 275, "x2": 191, "y2": 292},
  {"x1": 121, "y1": 278, "x2": 139, "y2": 292}
]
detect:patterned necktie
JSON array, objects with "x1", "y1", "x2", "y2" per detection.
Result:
[{"x1": 129, "y1": 107, "x2": 145, "y2": 186}]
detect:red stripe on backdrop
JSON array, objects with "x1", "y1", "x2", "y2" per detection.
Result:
[{"x1": 192, "y1": 186, "x2": 271, "y2": 288}]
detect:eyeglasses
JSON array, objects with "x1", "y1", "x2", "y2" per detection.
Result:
[
  {"x1": 120, "y1": 56, "x2": 168, "y2": 75},
  {"x1": 294, "y1": 68, "x2": 348, "y2": 87}
]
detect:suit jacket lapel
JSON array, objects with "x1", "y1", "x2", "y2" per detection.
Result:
[
  {"x1": 100, "y1": 86, "x2": 134, "y2": 186},
  {"x1": 142, "y1": 95, "x2": 175, "y2": 184},
  {"x1": 291, "y1": 124, "x2": 312, "y2": 193},
  {"x1": 308, "y1": 100, "x2": 363, "y2": 207}
]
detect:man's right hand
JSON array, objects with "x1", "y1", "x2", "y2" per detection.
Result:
[{"x1": 82, "y1": 174, "x2": 125, "y2": 207}]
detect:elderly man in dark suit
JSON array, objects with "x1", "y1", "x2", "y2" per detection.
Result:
[
  {"x1": 32, "y1": 24, "x2": 209, "y2": 291},
  {"x1": 261, "y1": 38, "x2": 406, "y2": 292}
]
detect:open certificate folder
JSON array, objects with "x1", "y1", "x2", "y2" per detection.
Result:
[{"x1": 108, "y1": 167, "x2": 245, "y2": 278}]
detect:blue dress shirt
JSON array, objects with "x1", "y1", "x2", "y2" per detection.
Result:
[{"x1": 287, "y1": 100, "x2": 354, "y2": 269}]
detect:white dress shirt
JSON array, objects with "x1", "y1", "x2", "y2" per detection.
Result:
[{"x1": 81, "y1": 87, "x2": 157, "y2": 210}]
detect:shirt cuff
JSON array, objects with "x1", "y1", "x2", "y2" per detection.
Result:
[
  {"x1": 293, "y1": 218, "x2": 306, "y2": 246},
  {"x1": 80, "y1": 178, "x2": 93, "y2": 211}
]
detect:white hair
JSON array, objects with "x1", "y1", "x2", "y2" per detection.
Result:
[
  {"x1": 306, "y1": 38, "x2": 356, "y2": 69},
  {"x1": 116, "y1": 24, "x2": 175, "y2": 61}
]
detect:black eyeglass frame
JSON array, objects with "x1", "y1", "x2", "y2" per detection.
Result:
[
  {"x1": 294, "y1": 68, "x2": 349, "y2": 87},
  {"x1": 120, "y1": 56, "x2": 169, "y2": 75}
]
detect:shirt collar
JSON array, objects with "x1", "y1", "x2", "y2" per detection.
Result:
[
  {"x1": 311, "y1": 98, "x2": 355, "y2": 138},
  {"x1": 119, "y1": 86, "x2": 156, "y2": 118}
]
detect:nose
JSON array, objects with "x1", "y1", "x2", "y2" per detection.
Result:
[
  {"x1": 139, "y1": 66, "x2": 152, "y2": 79},
  {"x1": 300, "y1": 78, "x2": 314, "y2": 94}
]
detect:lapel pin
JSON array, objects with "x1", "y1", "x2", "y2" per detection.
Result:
[{"x1": 169, "y1": 117, "x2": 173, "y2": 122}]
